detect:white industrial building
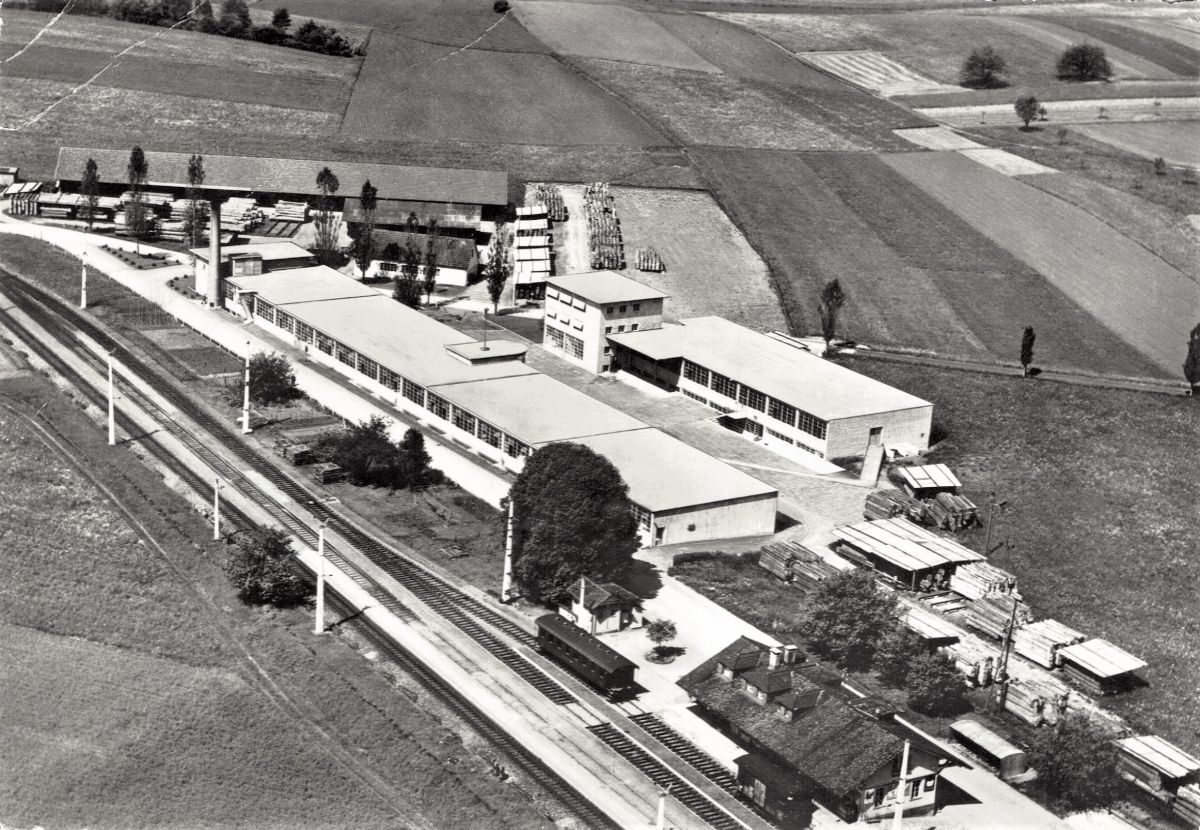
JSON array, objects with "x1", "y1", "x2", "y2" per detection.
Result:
[
  {"x1": 223, "y1": 267, "x2": 778, "y2": 546},
  {"x1": 543, "y1": 272, "x2": 668, "y2": 374}
]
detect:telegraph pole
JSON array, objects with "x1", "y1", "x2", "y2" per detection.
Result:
[
  {"x1": 891, "y1": 739, "x2": 911, "y2": 830},
  {"x1": 79, "y1": 252, "x2": 87, "y2": 310},
  {"x1": 106, "y1": 351, "x2": 116, "y2": 445},
  {"x1": 501, "y1": 499, "x2": 516, "y2": 602},
  {"x1": 241, "y1": 340, "x2": 252, "y2": 434},
  {"x1": 313, "y1": 519, "x2": 329, "y2": 636},
  {"x1": 212, "y1": 477, "x2": 223, "y2": 541},
  {"x1": 656, "y1": 785, "x2": 670, "y2": 830},
  {"x1": 982, "y1": 490, "x2": 1008, "y2": 556}
]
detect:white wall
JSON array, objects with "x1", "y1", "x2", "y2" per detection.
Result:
[
  {"x1": 825, "y1": 405, "x2": 933, "y2": 460},
  {"x1": 652, "y1": 494, "x2": 777, "y2": 547}
]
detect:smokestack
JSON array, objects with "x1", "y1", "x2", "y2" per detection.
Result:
[
  {"x1": 768, "y1": 646, "x2": 782, "y2": 670},
  {"x1": 783, "y1": 644, "x2": 799, "y2": 665},
  {"x1": 206, "y1": 199, "x2": 222, "y2": 306}
]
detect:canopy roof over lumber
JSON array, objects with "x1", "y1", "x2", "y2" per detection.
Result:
[
  {"x1": 1116, "y1": 736, "x2": 1200, "y2": 781},
  {"x1": 834, "y1": 518, "x2": 984, "y2": 573},
  {"x1": 1019, "y1": 619, "x2": 1084, "y2": 643},
  {"x1": 1058, "y1": 638, "x2": 1146, "y2": 678},
  {"x1": 897, "y1": 464, "x2": 961, "y2": 491},
  {"x1": 951, "y1": 720, "x2": 1025, "y2": 762},
  {"x1": 902, "y1": 604, "x2": 962, "y2": 643}
]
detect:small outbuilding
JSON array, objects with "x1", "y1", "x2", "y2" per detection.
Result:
[
  {"x1": 896, "y1": 464, "x2": 962, "y2": 499},
  {"x1": 950, "y1": 720, "x2": 1028, "y2": 781},
  {"x1": 1058, "y1": 638, "x2": 1146, "y2": 695},
  {"x1": 191, "y1": 241, "x2": 316, "y2": 293},
  {"x1": 559, "y1": 576, "x2": 643, "y2": 635},
  {"x1": 1115, "y1": 735, "x2": 1200, "y2": 802},
  {"x1": 833, "y1": 517, "x2": 984, "y2": 591}
]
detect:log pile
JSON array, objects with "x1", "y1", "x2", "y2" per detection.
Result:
[
  {"x1": 963, "y1": 595, "x2": 1032, "y2": 641},
  {"x1": 758, "y1": 541, "x2": 839, "y2": 590},
  {"x1": 864, "y1": 489, "x2": 926, "y2": 523},
  {"x1": 1174, "y1": 784, "x2": 1200, "y2": 826},
  {"x1": 925, "y1": 492, "x2": 979, "y2": 531},
  {"x1": 943, "y1": 636, "x2": 1000, "y2": 686},
  {"x1": 1012, "y1": 619, "x2": 1084, "y2": 668},
  {"x1": 583, "y1": 182, "x2": 624, "y2": 270},
  {"x1": 634, "y1": 247, "x2": 664, "y2": 272},
  {"x1": 950, "y1": 561, "x2": 1018, "y2": 601},
  {"x1": 533, "y1": 183, "x2": 567, "y2": 222},
  {"x1": 1001, "y1": 676, "x2": 1070, "y2": 726}
]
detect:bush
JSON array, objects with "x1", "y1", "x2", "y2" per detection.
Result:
[
  {"x1": 960, "y1": 46, "x2": 1007, "y2": 89},
  {"x1": 493, "y1": 0, "x2": 510, "y2": 11},
  {"x1": 1027, "y1": 714, "x2": 1122, "y2": 813},
  {"x1": 1153, "y1": 157, "x2": 1167, "y2": 176},
  {"x1": 324, "y1": 418, "x2": 433, "y2": 490},
  {"x1": 222, "y1": 528, "x2": 310, "y2": 607},
  {"x1": 251, "y1": 24, "x2": 290, "y2": 44},
  {"x1": 875, "y1": 625, "x2": 928, "y2": 687},
  {"x1": 905, "y1": 652, "x2": 970, "y2": 717},
  {"x1": 1057, "y1": 43, "x2": 1112, "y2": 81},
  {"x1": 248, "y1": 352, "x2": 299, "y2": 405}
]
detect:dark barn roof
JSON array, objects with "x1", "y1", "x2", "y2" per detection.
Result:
[
  {"x1": 368, "y1": 229, "x2": 478, "y2": 271},
  {"x1": 536, "y1": 614, "x2": 636, "y2": 675},
  {"x1": 343, "y1": 198, "x2": 483, "y2": 227},
  {"x1": 54, "y1": 147, "x2": 508, "y2": 206},
  {"x1": 570, "y1": 577, "x2": 642, "y2": 613}
]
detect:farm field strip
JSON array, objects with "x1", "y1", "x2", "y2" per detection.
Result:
[
  {"x1": 1037, "y1": 15, "x2": 1200, "y2": 78},
  {"x1": 883, "y1": 150, "x2": 1197, "y2": 377},
  {"x1": 1074, "y1": 121, "x2": 1200, "y2": 168},
  {"x1": 514, "y1": 3, "x2": 720, "y2": 72},
  {"x1": 1118, "y1": 16, "x2": 1200, "y2": 52},
  {"x1": 918, "y1": 96, "x2": 1200, "y2": 127},
  {"x1": 958, "y1": 148, "x2": 1058, "y2": 177},
  {"x1": 987, "y1": 16, "x2": 1179, "y2": 80},
  {"x1": 797, "y1": 50, "x2": 960, "y2": 96},
  {"x1": 893, "y1": 127, "x2": 983, "y2": 150}
]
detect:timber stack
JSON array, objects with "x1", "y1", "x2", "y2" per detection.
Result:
[
  {"x1": 634, "y1": 247, "x2": 665, "y2": 272},
  {"x1": 1175, "y1": 785, "x2": 1200, "y2": 826},
  {"x1": 943, "y1": 635, "x2": 1000, "y2": 686},
  {"x1": 583, "y1": 182, "x2": 624, "y2": 270},
  {"x1": 950, "y1": 560, "x2": 1018, "y2": 601},
  {"x1": 864, "y1": 489, "x2": 925, "y2": 523},
  {"x1": 758, "y1": 541, "x2": 838, "y2": 590},
  {"x1": 1001, "y1": 676, "x2": 1070, "y2": 726},
  {"x1": 963, "y1": 594, "x2": 1033, "y2": 640},
  {"x1": 925, "y1": 492, "x2": 979, "y2": 531},
  {"x1": 533, "y1": 183, "x2": 566, "y2": 222},
  {"x1": 1012, "y1": 619, "x2": 1084, "y2": 668}
]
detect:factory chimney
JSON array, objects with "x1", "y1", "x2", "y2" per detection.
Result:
[{"x1": 206, "y1": 199, "x2": 223, "y2": 306}]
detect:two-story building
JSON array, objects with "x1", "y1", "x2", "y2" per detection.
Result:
[
  {"x1": 191, "y1": 241, "x2": 316, "y2": 293},
  {"x1": 542, "y1": 272, "x2": 667, "y2": 374},
  {"x1": 679, "y1": 637, "x2": 945, "y2": 826}
]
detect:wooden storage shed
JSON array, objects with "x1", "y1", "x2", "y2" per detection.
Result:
[
  {"x1": 897, "y1": 464, "x2": 961, "y2": 499},
  {"x1": 1115, "y1": 735, "x2": 1200, "y2": 802},
  {"x1": 902, "y1": 604, "x2": 961, "y2": 649},
  {"x1": 1058, "y1": 638, "x2": 1146, "y2": 695},
  {"x1": 833, "y1": 518, "x2": 984, "y2": 591},
  {"x1": 951, "y1": 720, "x2": 1028, "y2": 781}
]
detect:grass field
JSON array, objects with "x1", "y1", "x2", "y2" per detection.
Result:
[
  {"x1": 516, "y1": 3, "x2": 720, "y2": 72},
  {"x1": 837, "y1": 356, "x2": 1200, "y2": 754},
  {"x1": 1039, "y1": 15, "x2": 1200, "y2": 78},
  {"x1": 885, "y1": 150, "x2": 1194, "y2": 378},
  {"x1": 1075, "y1": 121, "x2": 1200, "y2": 168}
]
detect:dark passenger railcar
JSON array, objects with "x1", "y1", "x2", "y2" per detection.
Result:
[{"x1": 535, "y1": 613, "x2": 637, "y2": 698}]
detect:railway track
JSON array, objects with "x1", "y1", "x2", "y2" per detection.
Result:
[{"x1": 0, "y1": 269, "x2": 757, "y2": 830}]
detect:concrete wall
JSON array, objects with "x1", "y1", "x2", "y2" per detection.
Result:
[
  {"x1": 651, "y1": 493, "x2": 777, "y2": 547},
  {"x1": 824, "y1": 405, "x2": 932, "y2": 461}
]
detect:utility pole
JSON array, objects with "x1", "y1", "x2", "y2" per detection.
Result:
[
  {"x1": 656, "y1": 785, "x2": 670, "y2": 830},
  {"x1": 241, "y1": 340, "x2": 252, "y2": 435},
  {"x1": 500, "y1": 498, "x2": 515, "y2": 602},
  {"x1": 891, "y1": 739, "x2": 911, "y2": 830},
  {"x1": 994, "y1": 592, "x2": 1020, "y2": 708},
  {"x1": 106, "y1": 351, "x2": 116, "y2": 446},
  {"x1": 212, "y1": 477, "x2": 223, "y2": 541},
  {"x1": 79, "y1": 252, "x2": 87, "y2": 310},
  {"x1": 313, "y1": 519, "x2": 329, "y2": 636},
  {"x1": 982, "y1": 490, "x2": 1008, "y2": 556},
  {"x1": 481, "y1": 311, "x2": 489, "y2": 351}
]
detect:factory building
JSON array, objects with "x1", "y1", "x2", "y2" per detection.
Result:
[
  {"x1": 543, "y1": 272, "x2": 667, "y2": 374},
  {"x1": 224, "y1": 267, "x2": 778, "y2": 546},
  {"x1": 191, "y1": 241, "x2": 315, "y2": 293}
]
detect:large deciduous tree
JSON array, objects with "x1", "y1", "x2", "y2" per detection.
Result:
[
  {"x1": 1020, "y1": 326, "x2": 1036, "y2": 377},
  {"x1": 875, "y1": 625, "x2": 928, "y2": 687},
  {"x1": 313, "y1": 166, "x2": 341, "y2": 266},
  {"x1": 905, "y1": 652, "x2": 970, "y2": 717},
  {"x1": 248, "y1": 352, "x2": 298, "y2": 405},
  {"x1": 1184, "y1": 323, "x2": 1200, "y2": 395},
  {"x1": 321, "y1": 417, "x2": 433, "y2": 489},
  {"x1": 80, "y1": 157, "x2": 100, "y2": 232},
  {"x1": 803, "y1": 569, "x2": 895, "y2": 671},
  {"x1": 353, "y1": 179, "x2": 377, "y2": 279},
  {"x1": 1014, "y1": 95, "x2": 1040, "y2": 129},
  {"x1": 817, "y1": 278, "x2": 847, "y2": 350},
  {"x1": 1057, "y1": 43, "x2": 1112, "y2": 81},
  {"x1": 126, "y1": 145, "x2": 149, "y2": 254},
  {"x1": 960, "y1": 46, "x2": 1007, "y2": 89},
  {"x1": 1027, "y1": 714, "x2": 1122, "y2": 813},
  {"x1": 222, "y1": 528, "x2": 310, "y2": 607},
  {"x1": 509, "y1": 443, "x2": 640, "y2": 603}
]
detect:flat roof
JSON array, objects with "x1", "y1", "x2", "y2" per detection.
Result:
[
  {"x1": 192, "y1": 241, "x2": 314, "y2": 264},
  {"x1": 1116, "y1": 736, "x2": 1200, "y2": 780},
  {"x1": 1059, "y1": 638, "x2": 1146, "y2": 679},
  {"x1": 55, "y1": 147, "x2": 508, "y2": 205},
  {"x1": 835, "y1": 518, "x2": 983, "y2": 572},
  {"x1": 290, "y1": 295, "x2": 539, "y2": 388},
  {"x1": 611, "y1": 317, "x2": 932, "y2": 421},
  {"x1": 569, "y1": 429, "x2": 777, "y2": 514},
  {"x1": 228, "y1": 268, "x2": 378, "y2": 306},
  {"x1": 898, "y1": 464, "x2": 961, "y2": 491},
  {"x1": 546, "y1": 272, "x2": 669, "y2": 306},
  {"x1": 903, "y1": 605, "x2": 961, "y2": 643},
  {"x1": 445, "y1": 340, "x2": 528, "y2": 363},
  {"x1": 434, "y1": 374, "x2": 645, "y2": 446}
]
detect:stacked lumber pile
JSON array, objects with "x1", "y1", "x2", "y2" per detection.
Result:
[
  {"x1": 120, "y1": 190, "x2": 173, "y2": 207},
  {"x1": 864, "y1": 489, "x2": 926, "y2": 522},
  {"x1": 1175, "y1": 784, "x2": 1200, "y2": 825},
  {"x1": 950, "y1": 561, "x2": 1018, "y2": 601},
  {"x1": 634, "y1": 247, "x2": 664, "y2": 272},
  {"x1": 167, "y1": 199, "x2": 208, "y2": 222},
  {"x1": 943, "y1": 635, "x2": 1000, "y2": 686},
  {"x1": 963, "y1": 595, "x2": 1032, "y2": 640},
  {"x1": 222, "y1": 197, "x2": 262, "y2": 231},
  {"x1": 37, "y1": 191, "x2": 79, "y2": 218},
  {"x1": 922, "y1": 590, "x2": 969, "y2": 615},
  {"x1": 901, "y1": 602, "x2": 962, "y2": 647},
  {"x1": 533, "y1": 184, "x2": 566, "y2": 222},
  {"x1": 1001, "y1": 676, "x2": 1070, "y2": 726},
  {"x1": 273, "y1": 200, "x2": 308, "y2": 222},
  {"x1": 925, "y1": 492, "x2": 979, "y2": 531},
  {"x1": 1012, "y1": 619, "x2": 1084, "y2": 668},
  {"x1": 758, "y1": 541, "x2": 838, "y2": 590},
  {"x1": 583, "y1": 182, "x2": 623, "y2": 270}
]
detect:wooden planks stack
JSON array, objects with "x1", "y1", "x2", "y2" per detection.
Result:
[
  {"x1": 950, "y1": 561, "x2": 1018, "y2": 601},
  {"x1": 943, "y1": 635, "x2": 1000, "y2": 686},
  {"x1": 758, "y1": 541, "x2": 838, "y2": 590},
  {"x1": 1001, "y1": 676, "x2": 1070, "y2": 726},
  {"x1": 963, "y1": 595, "x2": 1032, "y2": 641},
  {"x1": 583, "y1": 182, "x2": 624, "y2": 270},
  {"x1": 925, "y1": 492, "x2": 979, "y2": 531},
  {"x1": 1174, "y1": 784, "x2": 1200, "y2": 826},
  {"x1": 223, "y1": 197, "x2": 262, "y2": 232},
  {"x1": 864, "y1": 489, "x2": 926, "y2": 523},
  {"x1": 759, "y1": 543, "x2": 794, "y2": 581},
  {"x1": 273, "y1": 200, "x2": 308, "y2": 222},
  {"x1": 533, "y1": 184, "x2": 566, "y2": 222},
  {"x1": 634, "y1": 246, "x2": 664, "y2": 272},
  {"x1": 1012, "y1": 619, "x2": 1084, "y2": 668}
]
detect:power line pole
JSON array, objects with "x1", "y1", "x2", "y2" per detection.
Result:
[
  {"x1": 241, "y1": 340, "x2": 252, "y2": 435},
  {"x1": 313, "y1": 520, "x2": 329, "y2": 636},
  {"x1": 212, "y1": 477, "x2": 223, "y2": 541},
  {"x1": 982, "y1": 490, "x2": 1008, "y2": 556},
  {"x1": 106, "y1": 351, "x2": 116, "y2": 446},
  {"x1": 79, "y1": 252, "x2": 87, "y2": 310}
]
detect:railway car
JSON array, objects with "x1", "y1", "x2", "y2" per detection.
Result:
[{"x1": 535, "y1": 613, "x2": 637, "y2": 699}]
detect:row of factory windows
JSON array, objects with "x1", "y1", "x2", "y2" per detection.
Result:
[
  {"x1": 545, "y1": 324, "x2": 585, "y2": 360},
  {"x1": 681, "y1": 359, "x2": 828, "y2": 440},
  {"x1": 250, "y1": 295, "x2": 533, "y2": 460}
]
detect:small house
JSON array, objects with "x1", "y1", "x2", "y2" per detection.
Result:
[
  {"x1": 833, "y1": 517, "x2": 984, "y2": 591},
  {"x1": 1115, "y1": 735, "x2": 1200, "y2": 803},
  {"x1": 559, "y1": 576, "x2": 642, "y2": 635},
  {"x1": 1058, "y1": 638, "x2": 1147, "y2": 695}
]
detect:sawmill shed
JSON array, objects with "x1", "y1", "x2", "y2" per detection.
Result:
[
  {"x1": 1115, "y1": 735, "x2": 1200, "y2": 801},
  {"x1": 833, "y1": 518, "x2": 984, "y2": 590},
  {"x1": 950, "y1": 720, "x2": 1027, "y2": 781},
  {"x1": 1058, "y1": 638, "x2": 1147, "y2": 695}
]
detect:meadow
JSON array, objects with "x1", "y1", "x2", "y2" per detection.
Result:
[{"x1": 1076, "y1": 121, "x2": 1200, "y2": 168}]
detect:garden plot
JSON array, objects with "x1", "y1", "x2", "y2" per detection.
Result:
[
  {"x1": 884, "y1": 150, "x2": 1197, "y2": 377},
  {"x1": 798, "y1": 51, "x2": 959, "y2": 96},
  {"x1": 1075, "y1": 121, "x2": 1200, "y2": 168},
  {"x1": 515, "y1": 3, "x2": 720, "y2": 72}
]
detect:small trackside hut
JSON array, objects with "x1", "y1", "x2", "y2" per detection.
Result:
[
  {"x1": 535, "y1": 613, "x2": 637, "y2": 698},
  {"x1": 559, "y1": 576, "x2": 643, "y2": 635}
]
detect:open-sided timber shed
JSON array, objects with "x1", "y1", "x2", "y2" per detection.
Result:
[
  {"x1": 896, "y1": 464, "x2": 962, "y2": 499},
  {"x1": 950, "y1": 720, "x2": 1027, "y2": 781},
  {"x1": 833, "y1": 518, "x2": 984, "y2": 590},
  {"x1": 1115, "y1": 735, "x2": 1200, "y2": 801},
  {"x1": 1058, "y1": 638, "x2": 1146, "y2": 695}
]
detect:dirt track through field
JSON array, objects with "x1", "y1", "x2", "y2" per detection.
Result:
[{"x1": 884, "y1": 150, "x2": 1197, "y2": 377}]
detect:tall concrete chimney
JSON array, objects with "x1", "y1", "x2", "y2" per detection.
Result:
[
  {"x1": 206, "y1": 199, "x2": 223, "y2": 306},
  {"x1": 768, "y1": 646, "x2": 783, "y2": 670}
]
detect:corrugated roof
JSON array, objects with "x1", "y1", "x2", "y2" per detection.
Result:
[
  {"x1": 1116, "y1": 736, "x2": 1200, "y2": 780},
  {"x1": 951, "y1": 720, "x2": 1025, "y2": 762},
  {"x1": 898, "y1": 464, "x2": 961, "y2": 491},
  {"x1": 228, "y1": 267, "x2": 378, "y2": 306},
  {"x1": 1059, "y1": 638, "x2": 1146, "y2": 679},
  {"x1": 55, "y1": 147, "x2": 508, "y2": 205},
  {"x1": 546, "y1": 271, "x2": 668, "y2": 305},
  {"x1": 569, "y1": 429, "x2": 777, "y2": 514},
  {"x1": 192, "y1": 241, "x2": 314, "y2": 264},
  {"x1": 610, "y1": 317, "x2": 931, "y2": 422},
  {"x1": 835, "y1": 518, "x2": 983, "y2": 572}
]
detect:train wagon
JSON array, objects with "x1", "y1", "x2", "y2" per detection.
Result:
[{"x1": 535, "y1": 613, "x2": 637, "y2": 699}]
